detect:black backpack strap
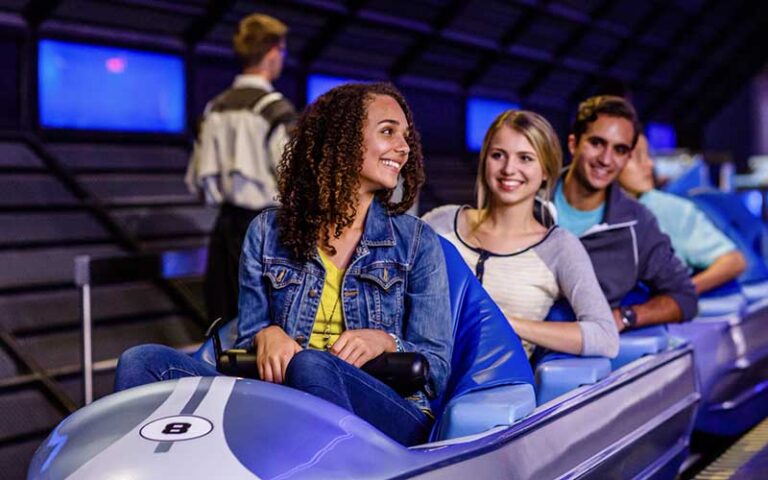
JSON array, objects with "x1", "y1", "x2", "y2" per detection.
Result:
[
  {"x1": 200, "y1": 87, "x2": 296, "y2": 144},
  {"x1": 209, "y1": 87, "x2": 271, "y2": 113},
  {"x1": 194, "y1": 87, "x2": 271, "y2": 140},
  {"x1": 260, "y1": 96, "x2": 297, "y2": 143}
]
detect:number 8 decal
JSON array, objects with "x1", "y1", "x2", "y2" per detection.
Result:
[
  {"x1": 140, "y1": 416, "x2": 212, "y2": 442},
  {"x1": 162, "y1": 423, "x2": 192, "y2": 435}
]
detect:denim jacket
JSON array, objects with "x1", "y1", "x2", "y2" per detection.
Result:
[{"x1": 235, "y1": 199, "x2": 453, "y2": 406}]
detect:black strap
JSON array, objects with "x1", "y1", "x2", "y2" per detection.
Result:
[
  {"x1": 201, "y1": 87, "x2": 297, "y2": 143},
  {"x1": 209, "y1": 87, "x2": 271, "y2": 113},
  {"x1": 261, "y1": 97, "x2": 297, "y2": 142}
]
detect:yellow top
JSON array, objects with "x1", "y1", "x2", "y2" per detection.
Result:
[{"x1": 309, "y1": 249, "x2": 346, "y2": 350}]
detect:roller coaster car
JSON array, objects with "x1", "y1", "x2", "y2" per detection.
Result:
[
  {"x1": 28, "y1": 238, "x2": 699, "y2": 480},
  {"x1": 668, "y1": 191, "x2": 768, "y2": 436}
]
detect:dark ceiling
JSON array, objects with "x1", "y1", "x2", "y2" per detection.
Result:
[{"x1": 3, "y1": 0, "x2": 768, "y2": 132}]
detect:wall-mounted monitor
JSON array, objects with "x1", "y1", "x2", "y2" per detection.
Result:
[
  {"x1": 38, "y1": 39, "x2": 185, "y2": 133},
  {"x1": 466, "y1": 97, "x2": 520, "y2": 151},
  {"x1": 646, "y1": 122, "x2": 677, "y2": 150},
  {"x1": 306, "y1": 74, "x2": 360, "y2": 104}
]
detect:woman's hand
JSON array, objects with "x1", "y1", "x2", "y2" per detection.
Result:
[
  {"x1": 330, "y1": 329, "x2": 397, "y2": 368},
  {"x1": 508, "y1": 315, "x2": 585, "y2": 355},
  {"x1": 254, "y1": 325, "x2": 302, "y2": 384}
]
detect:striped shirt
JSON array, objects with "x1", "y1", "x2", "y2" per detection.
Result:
[{"x1": 423, "y1": 205, "x2": 618, "y2": 358}]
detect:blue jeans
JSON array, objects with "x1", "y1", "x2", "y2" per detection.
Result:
[{"x1": 114, "y1": 346, "x2": 432, "y2": 446}]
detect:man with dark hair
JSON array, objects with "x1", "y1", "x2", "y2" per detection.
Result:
[
  {"x1": 186, "y1": 13, "x2": 296, "y2": 322},
  {"x1": 553, "y1": 95, "x2": 697, "y2": 332}
]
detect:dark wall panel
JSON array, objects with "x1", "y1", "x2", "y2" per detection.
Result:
[
  {"x1": 532, "y1": 106, "x2": 571, "y2": 164},
  {"x1": 400, "y1": 85, "x2": 464, "y2": 156},
  {"x1": 192, "y1": 55, "x2": 240, "y2": 119},
  {"x1": 0, "y1": 37, "x2": 20, "y2": 128},
  {"x1": 273, "y1": 66, "x2": 301, "y2": 109},
  {"x1": 704, "y1": 83, "x2": 752, "y2": 172}
]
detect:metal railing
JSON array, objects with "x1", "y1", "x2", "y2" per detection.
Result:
[{"x1": 74, "y1": 247, "x2": 207, "y2": 404}]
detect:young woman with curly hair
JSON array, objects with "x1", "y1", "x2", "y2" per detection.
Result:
[
  {"x1": 115, "y1": 83, "x2": 453, "y2": 446},
  {"x1": 423, "y1": 110, "x2": 618, "y2": 360}
]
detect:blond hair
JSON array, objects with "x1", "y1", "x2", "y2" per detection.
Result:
[
  {"x1": 233, "y1": 14, "x2": 287, "y2": 67},
  {"x1": 475, "y1": 110, "x2": 562, "y2": 221}
]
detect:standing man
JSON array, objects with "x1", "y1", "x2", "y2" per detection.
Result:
[
  {"x1": 186, "y1": 13, "x2": 296, "y2": 322},
  {"x1": 553, "y1": 96, "x2": 698, "y2": 332}
]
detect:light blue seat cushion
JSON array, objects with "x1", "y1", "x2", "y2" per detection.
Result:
[
  {"x1": 611, "y1": 326, "x2": 669, "y2": 370},
  {"x1": 535, "y1": 357, "x2": 611, "y2": 405},
  {"x1": 435, "y1": 384, "x2": 536, "y2": 440}
]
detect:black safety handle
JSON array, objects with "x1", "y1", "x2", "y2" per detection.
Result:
[{"x1": 207, "y1": 322, "x2": 429, "y2": 396}]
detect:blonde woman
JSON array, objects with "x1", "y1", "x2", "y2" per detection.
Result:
[{"x1": 423, "y1": 110, "x2": 618, "y2": 358}]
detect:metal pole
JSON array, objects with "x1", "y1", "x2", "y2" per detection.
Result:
[{"x1": 81, "y1": 283, "x2": 93, "y2": 405}]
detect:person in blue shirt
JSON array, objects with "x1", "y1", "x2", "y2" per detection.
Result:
[
  {"x1": 618, "y1": 134, "x2": 746, "y2": 293},
  {"x1": 553, "y1": 95, "x2": 697, "y2": 332},
  {"x1": 115, "y1": 83, "x2": 453, "y2": 446}
]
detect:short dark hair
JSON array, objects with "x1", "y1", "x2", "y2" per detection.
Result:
[
  {"x1": 571, "y1": 95, "x2": 641, "y2": 147},
  {"x1": 233, "y1": 14, "x2": 287, "y2": 67}
]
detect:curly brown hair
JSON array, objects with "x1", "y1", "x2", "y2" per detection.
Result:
[{"x1": 276, "y1": 83, "x2": 425, "y2": 261}]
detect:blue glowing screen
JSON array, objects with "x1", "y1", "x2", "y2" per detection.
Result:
[
  {"x1": 646, "y1": 122, "x2": 677, "y2": 150},
  {"x1": 306, "y1": 74, "x2": 359, "y2": 104},
  {"x1": 39, "y1": 39, "x2": 185, "y2": 132},
  {"x1": 162, "y1": 247, "x2": 207, "y2": 279},
  {"x1": 466, "y1": 97, "x2": 520, "y2": 151}
]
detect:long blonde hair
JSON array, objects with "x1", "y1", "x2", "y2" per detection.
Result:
[{"x1": 475, "y1": 110, "x2": 562, "y2": 225}]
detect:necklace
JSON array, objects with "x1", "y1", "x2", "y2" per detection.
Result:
[{"x1": 319, "y1": 292, "x2": 341, "y2": 350}]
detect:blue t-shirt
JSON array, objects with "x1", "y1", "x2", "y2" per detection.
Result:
[
  {"x1": 640, "y1": 189, "x2": 736, "y2": 269},
  {"x1": 554, "y1": 181, "x2": 605, "y2": 237}
]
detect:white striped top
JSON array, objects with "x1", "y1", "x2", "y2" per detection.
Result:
[{"x1": 423, "y1": 205, "x2": 618, "y2": 358}]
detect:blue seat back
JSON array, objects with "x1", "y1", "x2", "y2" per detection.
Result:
[
  {"x1": 662, "y1": 157, "x2": 711, "y2": 197},
  {"x1": 688, "y1": 191, "x2": 768, "y2": 284},
  {"x1": 429, "y1": 238, "x2": 534, "y2": 417}
]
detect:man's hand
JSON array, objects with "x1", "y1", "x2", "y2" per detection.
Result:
[
  {"x1": 330, "y1": 329, "x2": 397, "y2": 368},
  {"x1": 612, "y1": 308, "x2": 626, "y2": 333},
  {"x1": 254, "y1": 325, "x2": 302, "y2": 384}
]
